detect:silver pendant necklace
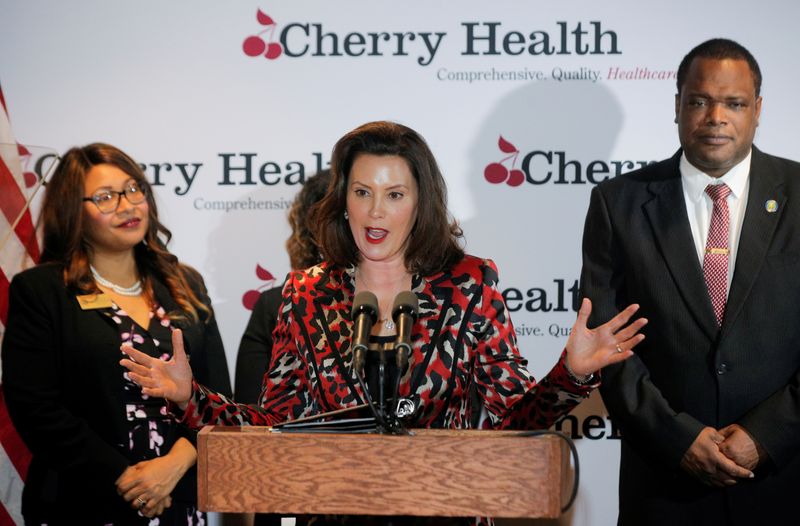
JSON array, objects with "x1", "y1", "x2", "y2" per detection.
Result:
[
  {"x1": 355, "y1": 267, "x2": 405, "y2": 332},
  {"x1": 90, "y1": 265, "x2": 143, "y2": 296}
]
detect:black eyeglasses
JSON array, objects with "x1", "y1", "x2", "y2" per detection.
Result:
[{"x1": 82, "y1": 181, "x2": 147, "y2": 214}]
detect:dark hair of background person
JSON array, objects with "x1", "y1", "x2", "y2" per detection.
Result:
[
  {"x1": 235, "y1": 169, "x2": 332, "y2": 406},
  {"x1": 676, "y1": 38, "x2": 762, "y2": 96},
  {"x1": 314, "y1": 120, "x2": 464, "y2": 276},
  {"x1": 39, "y1": 142, "x2": 210, "y2": 322},
  {"x1": 286, "y1": 169, "x2": 331, "y2": 269}
]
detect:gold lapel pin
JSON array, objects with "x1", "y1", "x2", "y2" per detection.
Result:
[{"x1": 765, "y1": 200, "x2": 778, "y2": 213}]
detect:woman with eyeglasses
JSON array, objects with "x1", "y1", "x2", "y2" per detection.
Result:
[{"x1": 1, "y1": 143, "x2": 231, "y2": 525}]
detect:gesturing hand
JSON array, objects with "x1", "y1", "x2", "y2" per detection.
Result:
[
  {"x1": 120, "y1": 329, "x2": 193, "y2": 408},
  {"x1": 565, "y1": 299, "x2": 647, "y2": 377}
]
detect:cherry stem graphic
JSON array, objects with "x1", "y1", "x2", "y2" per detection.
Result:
[
  {"x1": 256, "y1": 24, "x2": 276, "y2": 37},
  {"x1": 499, "y1": 152, "x2": 517, "y2": 165}
]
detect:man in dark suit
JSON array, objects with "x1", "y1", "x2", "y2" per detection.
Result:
[{"x1": 580, "y1": 38, "x2": 800, "y2": 525}]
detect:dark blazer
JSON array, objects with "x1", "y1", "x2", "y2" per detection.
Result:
[
  {"x1": 183, "y1": 255, "x2": 594, "y2": 432},
  {"x1": 234, "y1": 285, "x2": 283, "y2": 404},
  {"x1": 1, "y1": 263, "x2": 231, "y2": 524},
  {"x1": 580, "y1": 147, "x2": 800, "y2": 525}
]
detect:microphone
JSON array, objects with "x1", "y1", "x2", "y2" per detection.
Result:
[
  {"x1": 350, "y1": 291, "x2": 395, "y2": 433},
  {"x1": 391, "y1": 291, "x2": 419, "y2": 370},
  {"x1": 388, "y1": 291, "x2": 418, "y2": 426},
  {"x1": 351, "y1": 291, "x2": 378, "y2": 374}
]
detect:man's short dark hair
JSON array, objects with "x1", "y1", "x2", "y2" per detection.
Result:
[{"x1": 676, "y1": 38, "x2": 762, "y2": 97}]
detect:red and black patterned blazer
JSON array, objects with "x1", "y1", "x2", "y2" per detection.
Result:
[{"x1": 183, "y1": 255, "x2": 595, "y2": 430}]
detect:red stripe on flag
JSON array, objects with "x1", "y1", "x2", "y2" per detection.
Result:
[
  {"x1": 0, "y1": 158, "x2": 26, "y2": 223},
  {"x1": 0, "y1": 82, "x2": 35, "y2": 526},
  {"x1": 0, "y1": 160, "x2": 39, "y2": 262},
  {"x1": 0, "y1": 500, "x2": 16, "y2": 526},
  {"x1": 0, "y1": 269, "x2": 8, "y2": 326},
  {"x1": 0, "y1": 390, "x2": 29, "y2": 482}
]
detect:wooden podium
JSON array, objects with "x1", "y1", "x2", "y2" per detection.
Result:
[{"x1": 198, "y1": 426, "x2": 570, "y2": 519}]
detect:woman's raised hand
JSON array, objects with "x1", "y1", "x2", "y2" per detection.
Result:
[
  {"x1": 120, "y1": 329, "x2": 193, "y2": 408},
  {"x1": 565, "y1": 299, "x2": 647, "y2": 377}
]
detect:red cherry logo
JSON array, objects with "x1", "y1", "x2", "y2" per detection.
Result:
[
  {"x1": 242, "y1": 289, "x2": 261, "y2": 310},
  {"x1": 256, "y1": 10, "x2": 275, "y2": 25},
  {"x1": 241, "y1": 263, "x2": 277, "y2": 311},
  {"x1": 507, "y1": 169, "x2": 525, "y2": 187},
  {"x1": 243, "y1": 36, "x2": 266, "y2": 57},
  {"x1": 484, "y1": 136, "x2": 524, "y2": 186},
  {"x1": 484, "y1": 163, "x2": 509, "y2": 184},
  {"x1": 255, "y1": 264, "x2": 275, "y2": 281},
  {"x1": 243, "y1": 10, "x2": 282, "y2": 60},
  {"x1": 265, "y1": 42, "x2": 282, "y2": 60},
  {"x1": 498, "y1": 136, "x2": 517, "y2": 154}
]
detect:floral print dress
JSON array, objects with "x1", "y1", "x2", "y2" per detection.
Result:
[{"x1": 111, "y1": 303, "x2": 205, "y2": 526}]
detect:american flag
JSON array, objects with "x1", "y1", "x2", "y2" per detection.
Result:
[{"x1": 0, "y1": 82, "x2": 39, "y2": 526}]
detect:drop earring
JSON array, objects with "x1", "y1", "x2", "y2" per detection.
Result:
[{"x1": 344, "y1": 210, "x2": 349, "y2": 220}]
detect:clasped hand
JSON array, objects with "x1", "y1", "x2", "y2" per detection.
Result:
[
  {"x1": 680, "y1": 424, "x2": 765, "y2": 487},
  {"x1": 116, "y1": 457, "x2": 176, "y2": 518},
  {"x1": 115, "y1": 437, "x2": 197, "y2": 518}
]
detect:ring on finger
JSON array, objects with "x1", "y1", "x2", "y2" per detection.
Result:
[
  {"x1": 136, "y1": 496, "x2": 147, "y2": 509},
  {"x1": 615, "y1": 344, "x2": 624, "y2": 354}
]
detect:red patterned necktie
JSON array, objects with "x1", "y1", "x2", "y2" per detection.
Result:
[{"x1": 703, "y1": 183, "x2": 732, "y2": 326}]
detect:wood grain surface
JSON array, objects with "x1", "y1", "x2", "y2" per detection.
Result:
[{"x1": 198, "y1": 427, "x2": 568, "y2": 518}]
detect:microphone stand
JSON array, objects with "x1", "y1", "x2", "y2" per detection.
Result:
[
  {"x1": 378, "y1": 350, "x2": 387, "y2": 418},
  {"x1": 389, "y1": 350, "x2": 406, "y2": 423},
  {"x1": 347, "y1": 291, "x2": 413, "y2": 435},
  {"x1": 351, "y1": 365, "x2": 405, "y2": 434},
  {"x1": 388, "y1": 291, "x2": 418, "y2": 425}
]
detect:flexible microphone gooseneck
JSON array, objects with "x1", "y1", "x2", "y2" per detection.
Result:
[
  {"x1": 390, "y1": 291, "x2": 419, "y2": 420},
  {"x1": 349, "y1": 291, "x2": 394, "y2": 432},
  {"x1": 351, "y1": 291, "x2": 378, "y2": 375}
]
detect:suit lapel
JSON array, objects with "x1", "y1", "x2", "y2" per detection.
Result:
[
  {"x1": 407, "y1": 271, "x2": 451, "y2": 392},
  {"x1": 643, "y1": 154, "x2": 719, "y2": 341},
  {"x1": 305, "y1": 265, "x2": 367, "y2": 408},
  {"x1": 722, "y1": 147, "x2": 786, "y2": 335}
]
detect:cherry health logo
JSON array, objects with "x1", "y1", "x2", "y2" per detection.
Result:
[
  {"x1": 241, "y1": 263, "x2": 277, "y2": 310},
  {"x1": 242, "y1": 9, "x2": 283, "y2": 59},
  {"x1": 484, "y1": 136, "x2": 525, "y2": 187}
]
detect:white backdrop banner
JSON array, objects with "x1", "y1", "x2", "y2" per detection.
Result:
[{"x1": 2, "y1": 1, "x2": 799, "y2": 524}]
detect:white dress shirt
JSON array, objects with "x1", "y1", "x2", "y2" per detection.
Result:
[{"x1": 680, "y1": 150, "x2": 752, "y2": 295}]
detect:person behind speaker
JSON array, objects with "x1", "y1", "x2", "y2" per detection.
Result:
[
  {"x1": 234, "y1": 169, "x2": 331, "y2": 406},
  {"x1": 580, "y1": 38, "x2": 800, "y2": 524},
  {"x1": 121, "y1": 121, "x2": 646, "y2": 523},
  {"x1": 233, "y1": 169, "x2": 331, "y2": 526},
  {"x1": 2, "y1": 143, "x2": 231, "y2": 525}
]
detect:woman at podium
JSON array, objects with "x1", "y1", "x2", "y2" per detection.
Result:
[{"x1": 121, "y1": 122, "x2": 645, "y2": 523}]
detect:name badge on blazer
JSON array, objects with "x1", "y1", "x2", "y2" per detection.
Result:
[{"x1": 76, "y1": 293, "x2": 113, "y2": 310}]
